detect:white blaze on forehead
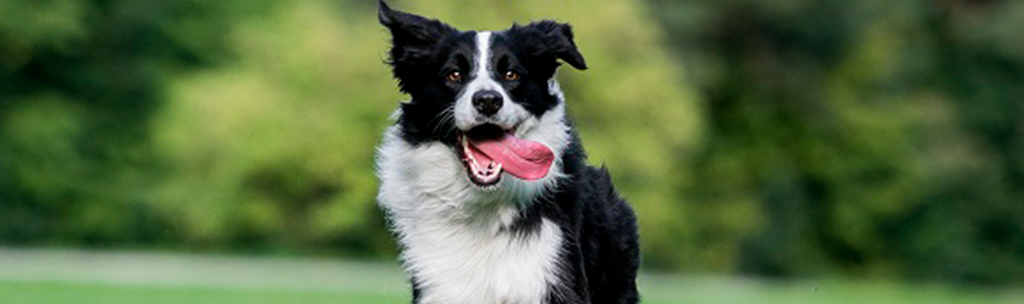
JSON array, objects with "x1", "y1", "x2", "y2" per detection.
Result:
[
  {"x1": 454, "y1": 31, "x2": 528, "y2": 131},
  {"x1": 474, "y1": 31, "x2": 493, "y2": 81}
]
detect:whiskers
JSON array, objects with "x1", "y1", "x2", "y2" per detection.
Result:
[{"x1": 428, "y1": 106, "x2": 457, "y2": 139}]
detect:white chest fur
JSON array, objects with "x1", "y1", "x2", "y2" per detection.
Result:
[
  {"x1": 376, "y1": 123, "x2": 568, "y2": 304},
  {"x1": 404, "y1": 216, "x2": 564, "y2": 304}
]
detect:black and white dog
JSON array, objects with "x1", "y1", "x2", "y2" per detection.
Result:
[{"x1": 375, "y1": 2, "x2": 639, "y2": 303}]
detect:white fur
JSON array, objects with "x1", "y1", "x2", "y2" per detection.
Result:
[{"x1": 377, "y1": 102, "x2": 571, "y2": 304}]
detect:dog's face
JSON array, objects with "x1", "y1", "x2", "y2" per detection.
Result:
[{"x1": 380, "y1": 2, "x2": 585, "y2": 190}]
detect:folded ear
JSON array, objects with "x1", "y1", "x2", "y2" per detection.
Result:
[
  {"x1": 379, "y1": 1, "x2": 457, "y2": 62},
  {"x1": 519, "y1": 21, "x2": 587, "y2": 70}
]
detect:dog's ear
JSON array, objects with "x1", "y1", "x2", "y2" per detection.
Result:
[
  {"x1": 518, "y1": 21, "x2": 587, "y2": 70},
  {"x1": 379, "y1": 1, "x2": 457, "y2": 63}
]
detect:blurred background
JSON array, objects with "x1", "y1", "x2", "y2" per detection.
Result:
[{"x1": 1, "y1": 0, "x2": 1023, "y2": 303}]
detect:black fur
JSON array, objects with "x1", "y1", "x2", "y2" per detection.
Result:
[
  {"x1": 539, "y1": 134, "x2": 641, "y2": 304},
  {"x1": 379, "y1": 2, "x2": 639, "y2": 303},
  {"x1": 493, "y1": 24, "x2": 585, "y2": 117},
  {"x1": 379, "y1": 1, "x2": 466, "y2": 145}
]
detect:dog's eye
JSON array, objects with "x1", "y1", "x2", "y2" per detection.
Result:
[
  {"x1": 503, "y1": 71, "x2": 519, "y2": 81},
  {"x1": 446, "y1": 71, "x2": 463, "y2": 82}
]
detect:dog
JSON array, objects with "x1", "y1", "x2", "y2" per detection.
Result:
[{"x1": 375, "y1": 2, "x2": 639, "y2": 303}]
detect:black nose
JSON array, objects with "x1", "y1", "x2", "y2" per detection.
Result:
[{"x1": 472, "y1": 90, "x2": 503, "y2": 116}]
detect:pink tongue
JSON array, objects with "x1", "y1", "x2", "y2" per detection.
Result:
[{"x1": 468, "y1": 133, "x2": 554, "y2": 180}]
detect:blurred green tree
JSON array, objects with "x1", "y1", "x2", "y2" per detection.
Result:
[
  {"x1": 646, "y1": 0, "x2": 1024, "y2": 284},
  {"x1": 0, "y1": 0, "x2": 266, "y2": 246}
]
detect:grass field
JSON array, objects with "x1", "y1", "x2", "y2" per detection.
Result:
[{"x1": 0, "y1": 248, "x2": 1020, "y2": 304}]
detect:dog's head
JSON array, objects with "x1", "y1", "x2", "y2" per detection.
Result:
[{"x1": 379, "y1": 1, "x2": 585, "y2": 190}]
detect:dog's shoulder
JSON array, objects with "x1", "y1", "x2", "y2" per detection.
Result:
[
  {"x1": 570, "y1": 164, "x2": 641, "y2": 302},
  {"x1": 570, "y1": 164, "x2": 631, "y2": 214}
]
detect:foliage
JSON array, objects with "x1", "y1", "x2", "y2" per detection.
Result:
[
  {"x1": 0, "y1": 0, "x2": 265, "y2": 246},
  {"x1": 646, "y1": 0, "x2": 1024, "y2": 284}
]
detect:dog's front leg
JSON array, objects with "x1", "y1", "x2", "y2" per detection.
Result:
[{"x1": 547, "y1": 235, "x2": 592, "y2": 304}]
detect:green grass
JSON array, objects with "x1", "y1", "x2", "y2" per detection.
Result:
[
  {"x1": 0, "y1": 249, "x2": 1020, "y2": 304},
  {"x1": 638, "y1": 274, "x2": 1021, "y2": 304},
  {"x1": 1, "y1": 277, "x2": 1019, "y2": 304},
  {"x1": 0, "y1": 281, "x2": 403, "y2": 304}
]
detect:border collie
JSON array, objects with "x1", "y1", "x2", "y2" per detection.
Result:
[{"x1": 375, "y1": 2, "x2": 639, "y2": 303}]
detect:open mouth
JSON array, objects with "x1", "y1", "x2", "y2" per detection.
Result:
[{"x1": 457, "y1": 124, "x2": 555, "y2": 188}]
